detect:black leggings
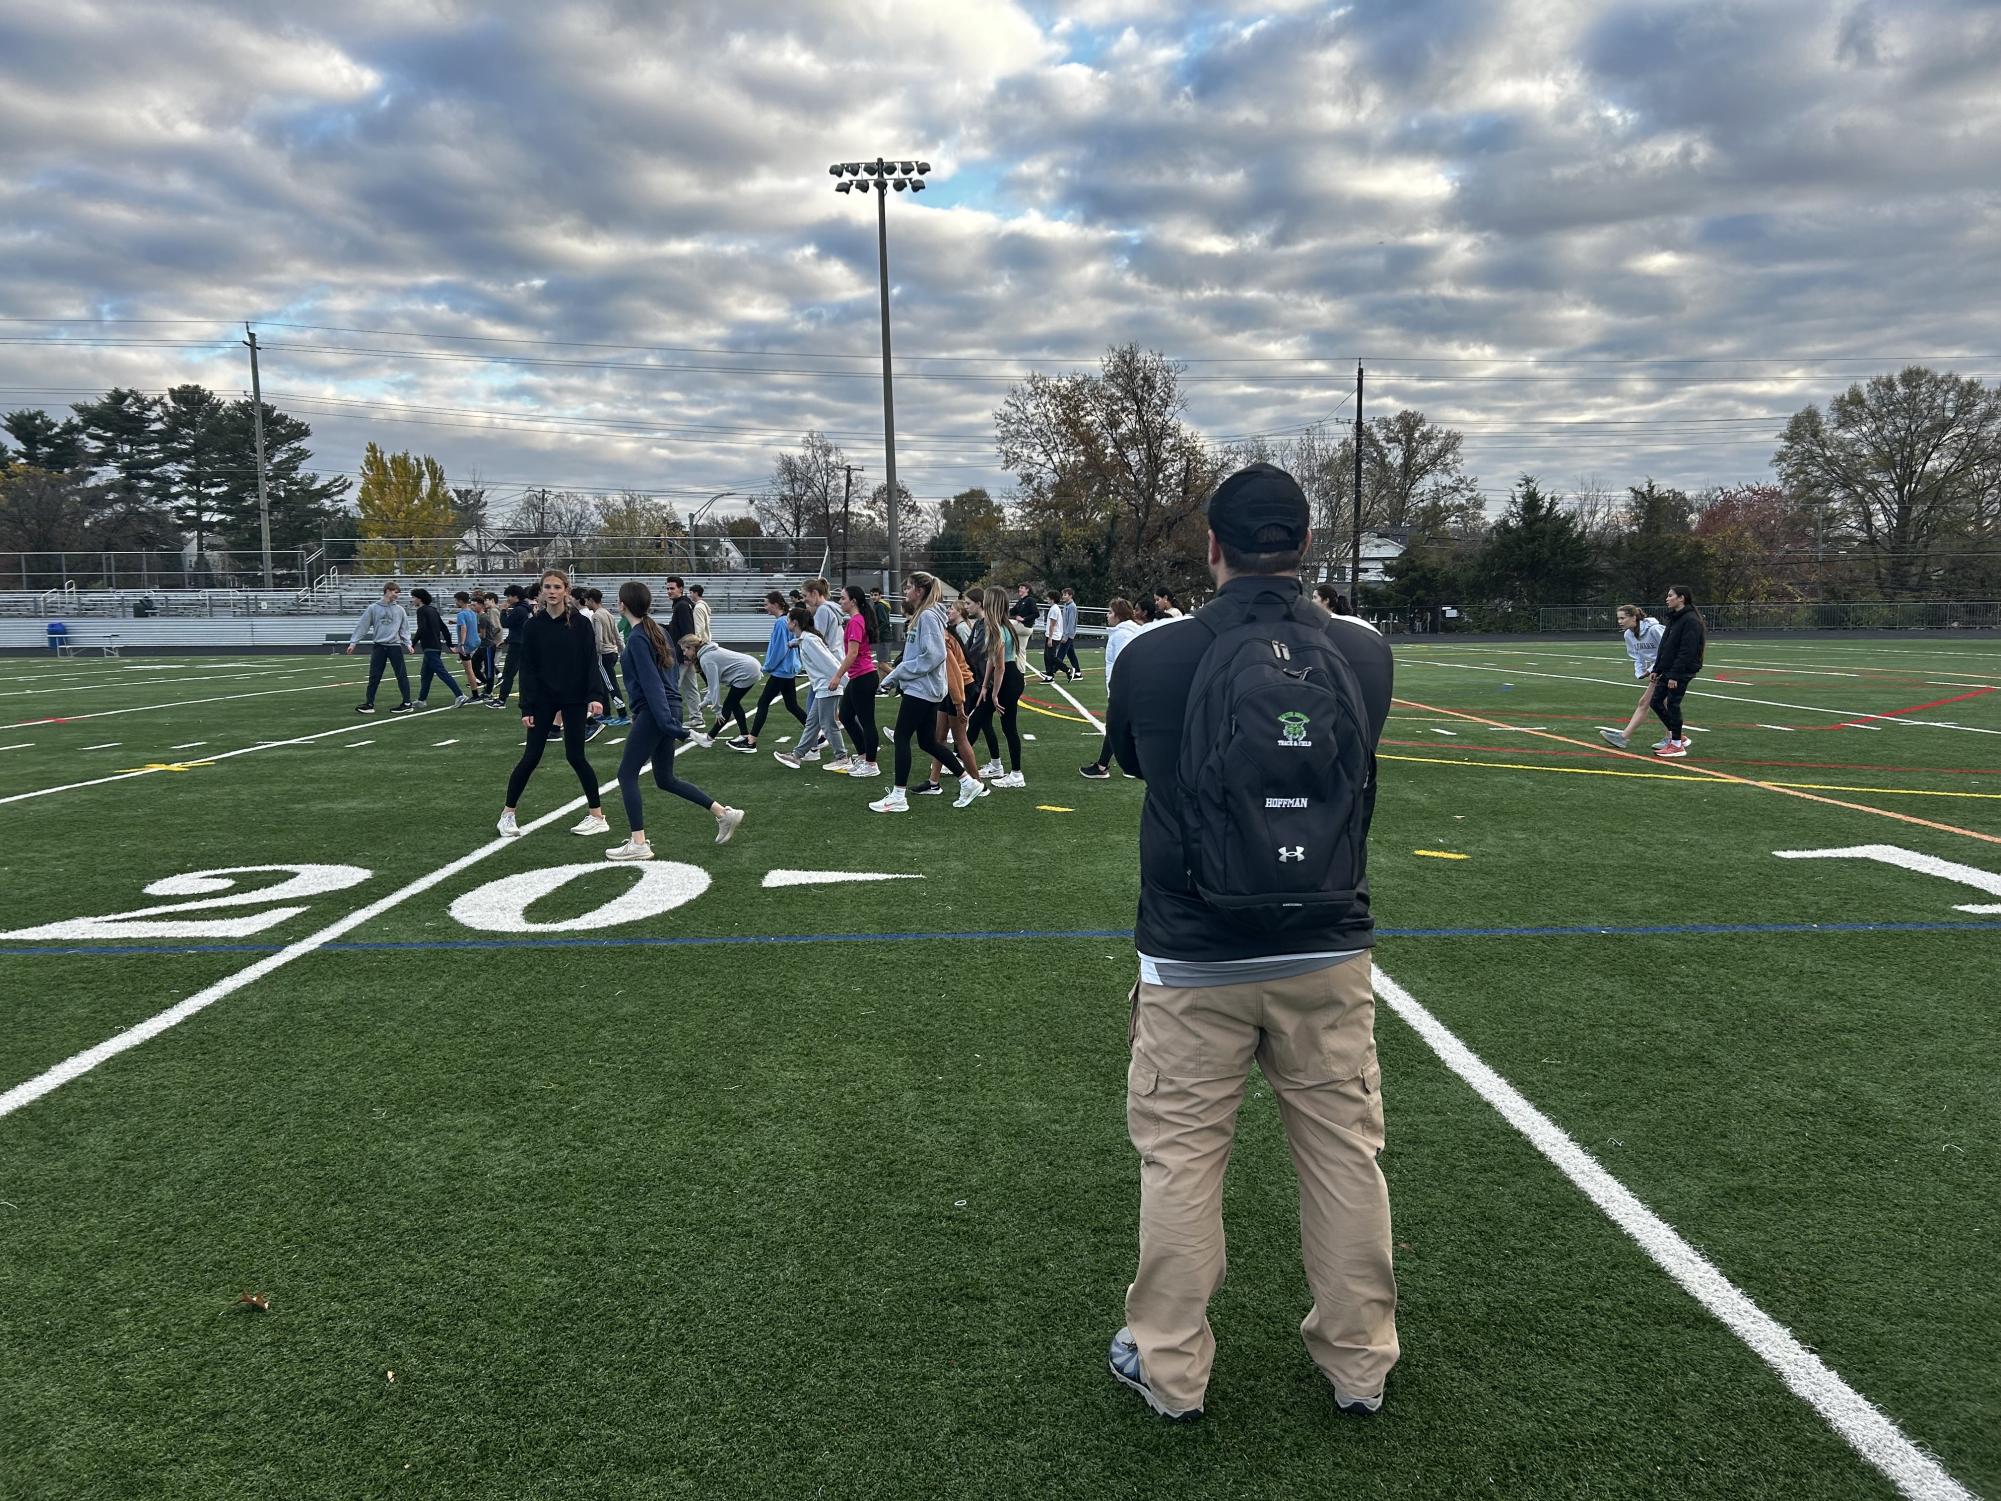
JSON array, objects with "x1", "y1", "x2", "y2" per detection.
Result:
[
  {"x1": 715, "y1": 683, "x2": 751, "y2": 737},
  {"x1": 965, "y1": 663, "x2": 1024, "y2": 771},
  {"x1": 1650, "y1": 675, "x2": 1691, "y2": 739},
  {"x1": 619, "y1": 712, "x2": 713, "y2": 831},
  {"x1": 840, "y1": 670, "x2": 881, "y2": 760},
  {"x1": 750, "y1": 674, "x2": 805, "y2": 735},
  {"x1": 893, "y1": 692, "x2": 963, "y2": 786},
  {"x1": 599, "y1": 652, "x2": 624, "y2": 712},
  {"x1": 505, "y1": 703, "x2": 601, "y2": 810},
  {"x1": 495, "y1": 644, "x2": 520, "y2": 703}
]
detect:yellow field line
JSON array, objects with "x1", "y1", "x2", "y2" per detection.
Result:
[{"x1": 1379, "y1": 752, "x2": 2001, "y2": 800}]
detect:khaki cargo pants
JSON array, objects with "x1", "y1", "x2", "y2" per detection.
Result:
[{"x1": 1125, "y1": 950, "x2": 1398, "y2": 1411}]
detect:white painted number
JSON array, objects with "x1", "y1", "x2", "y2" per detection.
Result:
[
  {"x1": 447, "y1": 861, "x2": 711, "y2": 933},
  {"x1": 0, "y1": 864, "x2": 374, "y2": 941},
  {"x1": 1773, "y1": 844, "x2": 2001, "y2": 914}
]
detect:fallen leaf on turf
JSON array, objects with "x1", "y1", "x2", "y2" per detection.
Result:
[
  {"x1": 386, "y1": 1370, "x2": 396, "y2": 1382},
  {"x1": 236, "y1": 1292, "x2": 270, "y2": 1312}
]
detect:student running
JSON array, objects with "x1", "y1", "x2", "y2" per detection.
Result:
[
  {"x1": 1600, "y1": 604, "x2": 1666, "y2": 749},
  {"x1": 497, "y1": 569, "x2": 611, "y2": 840},
  {"x1": 870, "y1": 572, "x2": 986, "y2": 813},
  {"x1": 833, "y1": 584, "x2": 883, "y2": 778},
  {"x1": 965, "y1": 584, "x2": 1027, "y2": 788},
  {"x1": 743, "y1": 590, "x2": 807, "y2": 751},
  {"x1": 604, "y1": 582, "x2": 743, "y2": 860}
]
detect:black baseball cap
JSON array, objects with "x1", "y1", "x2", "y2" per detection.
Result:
[{"x1": 1208, "y1": 462, "x2": 1310, "y2": 551}]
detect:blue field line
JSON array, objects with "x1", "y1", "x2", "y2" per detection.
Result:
[{"x1": 0, "y1": 917, "x2": 1997, "y2": 961}]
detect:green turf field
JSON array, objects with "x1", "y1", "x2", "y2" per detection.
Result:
[{"x1": 1, "y1": 636, "x2": 1996, "y2": 1499}]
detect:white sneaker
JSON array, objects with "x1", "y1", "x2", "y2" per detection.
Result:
[
  {"x1": 823, "y1": 756, "x2": 854, "y2": 774},
  {"x1": 454, "y1": 694, "x2": 470, "y2": 708},
  {"x1": 954, "y1": 774, "x2": 989, "y2": 808},
  {"x1": 869, "y1": 789, "x2": 908, "y2": 814},
  {"x1": 604, "y1": 839, "x2": 653, "y2": 862},
  {"x1": 996, "y1": 771, "x2": 1026, "y2": 789},
  {"x1": 774, "y1": 751, "x2": 802, "y2": 770},
  {"x1": 849, "y1": 760, "x2": 881, "y2": 778},
  {"x1": 714, "y1": 806, "x2": 745, "y2": 844},
  {"x1": 570, "y1": 812, "x2": 611, "y2": 836},
  {"x1": 496, "y1": 810, "x2": 520, "y2": 838},
  {"x1": 980, "y1": 758, "x2": 1004, "y2": 779},
  {"x1": 801, "y1": 749, "x2": 823, "y2": 762}
]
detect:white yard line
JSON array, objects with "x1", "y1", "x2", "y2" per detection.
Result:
[
  {"x1": 170, "y1": 741, "x2": 207, "y2": 750},
  {"x1": 81, "y1": 742, "x2": 121, "y2": 750},
  {"x1": 346, "y1": 740, "x2": 374, "y2": 748},
  {"x1": 0, "y1": 705, "x2": 447, "y2": 807},
  {"x1": 0, "y1": 663, "x2": 331, "y2": 702},
  {"x1": 1047, "y1": 677, "x2": 1105, "y2": 732},
  {"x1": 1373, "y1": 964, "x2": 1973, "y2": 1501},
  {"x1": 0, "y1": 742, "x2": 31, "y2": 751},
  {"x1": 433, "y1": 739, "x2": 459, "y2": 747},
  {"x1": 0, "y1": 793, "x2": 600, "y2": 1122},
  {"x1": 1407, "y1": 660, "x2": 2001, "y2": 735},
  {"x1": 4, "y1": 679, "x2": 351, "y2": 730}
]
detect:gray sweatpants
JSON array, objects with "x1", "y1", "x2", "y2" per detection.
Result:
[{"x1": 797, "y1": 693, "x2": 844, "y2": 757}]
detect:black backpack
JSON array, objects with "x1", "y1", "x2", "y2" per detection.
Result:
[{"x1": 1175, "y1": 588, "x2": 1374, "y2": 933}]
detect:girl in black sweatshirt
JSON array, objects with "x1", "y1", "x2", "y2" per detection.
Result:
[{"x1": 498, "y1": 570, "x2": 610, "y2": 838}]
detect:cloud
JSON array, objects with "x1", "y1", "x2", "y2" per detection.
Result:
[{"x1": 2, "y1": 0, "x2": 1998, "y2": 521}]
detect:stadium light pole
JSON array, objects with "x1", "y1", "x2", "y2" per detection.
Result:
[{"x1": 830, "y1": 157, "x2": 930, "y2": 584}]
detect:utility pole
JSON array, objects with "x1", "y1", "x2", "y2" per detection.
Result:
[
  {"x1": 1351, "y1": 362, "x2": 1364, "y2": 602},
  {"x1": 244, "y1": 325, "x2": 273, "y2": 588},
  {"x1": 839, "y1": 463, "x2": 864, "y2": 586}
]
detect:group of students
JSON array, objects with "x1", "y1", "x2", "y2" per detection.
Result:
[{"x1": 464, "y1": 568, "x2": 1049, "y2": 864}]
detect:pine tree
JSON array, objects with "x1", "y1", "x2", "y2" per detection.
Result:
[
  {"x1": 1477, "y1": 474, "x2": 1596, "y2": 611},
  {"x1": 70, "y1": 388, "x2": 166, "y2": 511},
  {"x1": 212, "y1": 400, "x2": 352, "y2": 558},
  {"x1": 158, "y1": 385, "x2": 231, "y2": 554},
  {"x1": 2, "y1": 409, "x2": 87, "y2": 472}
]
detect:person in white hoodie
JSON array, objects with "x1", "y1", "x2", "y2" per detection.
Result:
[
  {"x1": 682, "y1": 634, "x2": 763, "y2": 750},
  {"x1": 1600, "y1": 604, "x2": 1667, "y2": 749},
  {"x1": 1080, "y1": 596, "x2": 1140, "y2": 779},
  {"x1": 775, "y1": 606, "x2": 846, "y2": 770},
  {"x1": 869, "y1": 571, "x2": 985, "y2": 813}
]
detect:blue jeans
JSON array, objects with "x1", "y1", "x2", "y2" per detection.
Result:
[{"x1": 418, "y1": 648, "x2": 463, "y2": 703}]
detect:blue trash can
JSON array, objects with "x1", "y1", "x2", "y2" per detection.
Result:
[{"x1": 47, "y1": 620, "x2": 68, "y2": 655}]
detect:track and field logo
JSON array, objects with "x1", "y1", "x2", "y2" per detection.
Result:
[{"x1": 1277, "y1": 711, "x2": 1312, "y2": 747}]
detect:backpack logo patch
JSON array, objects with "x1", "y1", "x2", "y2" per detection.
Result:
[
  {"x1": 1276, "y1": 711, "x2": 1313, "y2": 747},
  {"x1": 1278, "y1": 845, "x2": 1307, "y2": 862}
]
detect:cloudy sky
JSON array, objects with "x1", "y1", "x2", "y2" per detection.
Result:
[{"x1": 3, "y1": 0, "x2": 1999, "y2": 528}]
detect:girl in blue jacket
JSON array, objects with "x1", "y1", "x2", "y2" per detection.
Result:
[{"x1": 604, "y1": 581, "x2": 744, "y2": 860}]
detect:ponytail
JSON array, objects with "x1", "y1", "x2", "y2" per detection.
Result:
[{"x1": 618, "y1": 580, "x2": 671, "y2": 667}]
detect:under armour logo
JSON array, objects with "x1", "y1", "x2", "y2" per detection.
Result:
[{"x1": 1278, "y1": 846, "x2": 1306, "y2": 862}]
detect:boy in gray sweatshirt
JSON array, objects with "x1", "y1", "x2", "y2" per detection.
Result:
[{"x1": 345, "y1": 582, "x2": 414, "y2": 713}]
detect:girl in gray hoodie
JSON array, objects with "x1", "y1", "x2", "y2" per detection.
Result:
[{"x1": 870, "y1": 572, "x2": 986, "y2": 813}]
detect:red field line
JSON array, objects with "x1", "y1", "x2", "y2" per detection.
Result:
[{"x1": 1810, "y1": 685, "x2": 1997, "y2": 731}]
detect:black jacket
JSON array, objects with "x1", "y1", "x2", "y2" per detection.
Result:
[
  {"x1": 1656, "y1": 606, "x2": 1706, "y2": 681},
  {"x1": 413, "y1": 602, "x2": 450, "y2": 651},
  {"x1": 1008, "y1": 593, "x2": 1039, "y2": 628},
  {"x1": 516, "y1": 606, "x2": 600, "y2": 716},
  {"x1": 669, "y1": 595, "x2": 696, "y2": 644},
  {"x1": 501, "y1": 599, "x2": 532, "y2": 647},
  {"x1": 1107, "y1": 576, "x2": 1395, "y2": 962}
]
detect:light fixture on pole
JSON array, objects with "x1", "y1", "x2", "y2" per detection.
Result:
[{"x1": 829, "y1": 155, "x2": 931, "y2": 583}]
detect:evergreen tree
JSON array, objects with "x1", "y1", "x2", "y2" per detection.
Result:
[
  {"x1": 3, "y1": 409, "x2": 87, "y2": 472},
  {"x1": 212, "y1": 400, "x2": 352, "y2": 556},
  {"x1": 158, "y1": 384, "x2": 231, "y2": 554},
  {"x1": 70, "y1": 388, "x2": 166, "y2": 510},
  {"x1": 1477, "y1": 474, "x2": 1596, "y2": 610}
]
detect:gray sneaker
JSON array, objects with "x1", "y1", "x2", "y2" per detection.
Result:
[
  {"x1": 1652, "y1": 736, "x2": 1673, "y2": 751},
  {"x1": 1599, "y1": 728, "x2": 1628, "y2": 749},
  {"x1": 1331, "y1": 1383, "x2": 1385, "y2": 1418},
  {"x1": 1107, "y1": 1328, "x2": 1201, "y2": 1422}
]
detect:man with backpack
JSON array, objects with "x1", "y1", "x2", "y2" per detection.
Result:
[{"x1": 1102, "y1": 462, "x2": 1397, "y2": 1425}]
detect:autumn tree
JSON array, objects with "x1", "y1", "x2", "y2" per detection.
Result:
[
  {"x1": 357, "y1": 444, "x2": 455, "y2": 573},
  {"x1": 1694, "y1": 483, "x2": 1817, "y2": 603}
]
